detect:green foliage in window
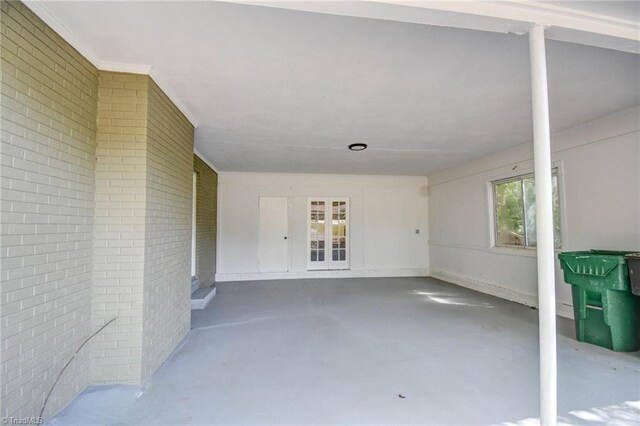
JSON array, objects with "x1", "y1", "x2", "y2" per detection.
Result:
[
  {"x1": 493, "y1": 172, "x2": 561, "y2": 249},
  {"x1": 495, "y1": 179, "x2": 525, "y2": 246}
]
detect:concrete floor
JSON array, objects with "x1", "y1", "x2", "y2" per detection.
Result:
[{"x1": 50, "y1": 277, "x2": 640, "y2": 425}]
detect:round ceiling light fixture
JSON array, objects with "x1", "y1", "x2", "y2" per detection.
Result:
[{"x1": 348, "y1": 143, "x2": 368, "y2": 151}]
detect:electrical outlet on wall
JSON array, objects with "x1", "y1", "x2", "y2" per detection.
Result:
[{"x1": 415, "y1": 229, "x2": 420, "y2": 234}]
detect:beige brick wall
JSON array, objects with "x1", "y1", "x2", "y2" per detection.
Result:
[
  {"x1": 140, "y1": 80, "x2": 193, "y2": 382},
  {"x1": 1, "y1": 0, "x2": 98, "y2": 418},
  {"x1": 193, "y1": 155, "x2": 218, "y2": 287},
  {"x1": 93, "y1": 73, "x2": 194, "y2": 385},
  {"x1": 92, "y1": 71, "x2": 149, "y2": 384},
  {"x1": 1, "y1": 1, "x2": 196, "y2": 416}
]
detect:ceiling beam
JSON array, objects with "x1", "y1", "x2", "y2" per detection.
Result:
[{"x1": 232, "y1": 0, "x2": 640, "y2": 53}]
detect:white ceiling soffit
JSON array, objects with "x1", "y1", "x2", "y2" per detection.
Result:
[
  {"x1": 23, "y1": 0, "x2": 638, "y2": 132},
  {"x1": 20, "y1": 1, "x2": 639, "y2": 176},
  {"x1": 232, "y1": 0, "x2": 640, "y2": 54}
]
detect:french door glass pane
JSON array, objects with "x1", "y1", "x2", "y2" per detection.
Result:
[
  {"x1": 310, "y1": 201, "x2": 325, "y2": 262},
  {"x1": 331, "y1": 201, "x2": 346, "y2": 262}
]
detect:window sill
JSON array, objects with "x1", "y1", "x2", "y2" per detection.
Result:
[{"x1": 490, "y1": 246, "x2": 563, "y2": 258}]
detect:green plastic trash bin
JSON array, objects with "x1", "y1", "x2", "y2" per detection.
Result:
[
  {"x1": 558, "y1": 250, "x2": 640, "y2": 352},
  {"x1": 625, "y1": 253, "x2": 640, "y2": 297}
]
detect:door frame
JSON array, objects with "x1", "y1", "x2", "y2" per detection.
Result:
[
  {"x1": 191, "y1": 171, "x2": 198, "y2": 278},
  {"x1": 259, "y1": 196, "x2": 290, "y2": 273},
  {"x1": 306, "y1": 197, "x2": 350, "y2": 271}
]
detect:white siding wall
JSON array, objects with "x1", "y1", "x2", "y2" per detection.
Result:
[
  {"x1": 428, "y1": 106, "x2": 640, "y2": 318},
  {"x1": 217, "y1": 173, "x2": 429, "y2": 281}
]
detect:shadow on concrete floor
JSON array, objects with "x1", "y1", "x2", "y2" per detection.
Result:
[{"x1": 50, "y1": 277, "x2": 640, "y2": 425}]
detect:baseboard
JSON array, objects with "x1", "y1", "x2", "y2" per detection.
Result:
[
  {"x1": 556, "y1": 303, "x2": 575, "y2": 319},
  {"x1": 430, "y1": 269, "x2": 574, "y2": 319},
  {"x1": 215, "y1": 268, "x2": 429, "y2": 282}
]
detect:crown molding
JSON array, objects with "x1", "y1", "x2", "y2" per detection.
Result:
[
  {"x1": 194, "y1": 149, "x2": 220, "y2": 174},
  {"x1": 148, "y1": 67, "x2": 200, "y2": 128},
  {"x1": 23, "y1": 1, "x2": 200, "y2": 128},
  {"x1": 23, "y1": 0, "x2": 102, "y2": 66},
  {"x1": 100, "y1": 62, "x2": 200, "y2": 127},
  {"x1": 99, "y1": 61, "x2": 151, "y2": 75}
]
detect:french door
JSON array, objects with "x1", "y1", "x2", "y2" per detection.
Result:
[{"x1": 307, "y1": 198, "x2": 349, "y2": 270}]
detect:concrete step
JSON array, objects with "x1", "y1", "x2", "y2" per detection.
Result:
[{"x1": 191, "y1": 286, "x2": 216, "y2": 310}]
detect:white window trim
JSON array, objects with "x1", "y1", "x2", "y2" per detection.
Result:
[{"x1": 486, "y1": 162, "x2": 565, "y2": 254}]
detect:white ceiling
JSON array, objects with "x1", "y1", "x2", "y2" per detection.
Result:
[{"x1": 35, "y1": 1, "x2": 640, "y2": 175}]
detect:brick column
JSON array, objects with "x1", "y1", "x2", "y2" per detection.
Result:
[
  {"x1": 92, "y1": 72, "x2": 149, "y2": 383},
  {"x1": 92, "y1": 72, "x2": 193, "y2": 385}
]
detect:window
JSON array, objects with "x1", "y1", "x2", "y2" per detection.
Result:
[{"x1": 492, "y1": 171, "x2": 561, "y2": 249}]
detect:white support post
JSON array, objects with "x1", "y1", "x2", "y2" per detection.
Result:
[{"x1": 529, "y1": 24, "x2": 557, "y2": 426}]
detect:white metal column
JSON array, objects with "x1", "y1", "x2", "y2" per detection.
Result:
[{"x1": 529, "y1": 24, "x2": 557, "y2": 426}]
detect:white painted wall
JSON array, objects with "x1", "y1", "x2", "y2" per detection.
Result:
[
  {"x1": 217, "y1": 173, "x2": 429, "y2": 281},
  {"x1": 428, "y1": 106, "x2": 640, "y2": 318}
]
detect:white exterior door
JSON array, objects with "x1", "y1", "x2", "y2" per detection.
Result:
[
  {"x1": 307, "y1": 198, "x2": 349, "y2": 270},
  {"x1": 259, "y1": 197, "x2": 289, "y2": 272}
]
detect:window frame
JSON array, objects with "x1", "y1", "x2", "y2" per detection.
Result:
[{"x1": 490, "y1": 168, "x2": 562, "y2": 251}]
